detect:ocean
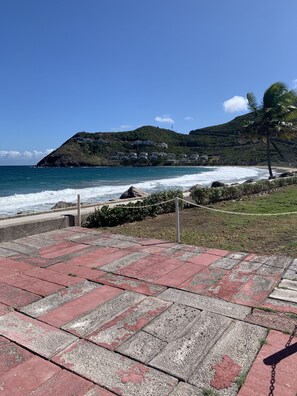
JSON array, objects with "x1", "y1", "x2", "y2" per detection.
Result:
[{"x1": 0, "y1": 166, "x2": 268, "y2": 218}]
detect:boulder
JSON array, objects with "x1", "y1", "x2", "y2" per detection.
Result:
[
  {"x1": 279, "y1": 172, "x2": 294, "y2": 178},
  {"x1": 120, "y1": 186, "x2": 148, "y2": 199},
  {"x1": 51, "y1": 201, "x2": 76, "y2": 210},
  {"x1": 189, "y1": 184, "x2": 204, "y2": 191},
  {"x1": 211, "y1": 181, "x2": 225, "y2": 188},
  {"x1": 244, "y1": 178, "x2": 255, "y2": 184}
]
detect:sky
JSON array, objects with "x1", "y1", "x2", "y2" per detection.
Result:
[{"x1": 1, "y1": 0, "x2": 297, "y2": 165}]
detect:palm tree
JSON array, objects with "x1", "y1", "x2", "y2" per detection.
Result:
[{"x1": 242, "y1": 82, "x2": 297, "y2": 178}]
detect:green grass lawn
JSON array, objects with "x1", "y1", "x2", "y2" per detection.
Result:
[{"x1": 102, "y1": 184, "x2": 297, "y2": 257}]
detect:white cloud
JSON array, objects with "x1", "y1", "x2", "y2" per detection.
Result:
[
  {"x1": 184, "y1": 116, "x2": 193, "y2": 121},
  {"x1": 223, "y1": 96, "x2": 248, "y2": 113},
  {"x1": 0, "y1": 149, "x2": 55, "y2": 163},
  {"x1": 155, "y1": 115, "x2": 174, "y2": 124}
]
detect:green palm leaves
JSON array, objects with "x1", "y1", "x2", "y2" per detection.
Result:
[{"x1": 242, "y1": 82, "x2": 297, "y2": 178}]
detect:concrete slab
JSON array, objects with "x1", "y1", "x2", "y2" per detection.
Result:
[
  {"x1": 150, "y1": 311, "x2": 232, "y2": 380},
  {"x1": 0, "y1": 282, "x2": 40, "y2": 308},
  {"x1": 1, "y1": 273, "x2": 63, "y2": 296},
  {"x1": 0, "y1": 303, "x2": 12, "y2": 317},
  {"x1": 96, "y1": 273, "x2": 166, "y2": 296},
  {"x1": 232, "y1": 275, "x2": 278, "y2": 306},
  {"x1": 238, "y1": 330, "x2": 297, "y2": 396},
  {"x1": 170, "y1": 382, "x2": 204, "y2": 396},
  {"x1": 0, "y1": 257, "x2": 34, "y2": 274},
  {"x1": 206, "y1": 248, "x2": 230, "y2": 257},
  {"x1": 117, "y1": 257, "x2": 183, "y2": 282},
  {"x1": 20, "y1": 280, "x2": 98, "y2": 317},
  {"x1": 154, "y1": 262, "x2": 205, "y2": 287},
  {"x1": 40, "y1": 285, "x2": 123, "y2": 328},
  {"x1": 0, "y1": 241, "x2": 39, "y2": 255},
  {"x1": 86, "y1": 237, "x2": 137, "y2": 249},
  {"x1": 210, "y1": 257, "x2": 241, "y2": 270},
  {"x1": 0, "y1": 355, "x2": 60, "y2": 396},
  {"x1": 189, "y1": 321, "x2": 267, "y2": 395},
  {"x1": 261, "y1": 297, "x2": 297, "y2": 315},
  {"x1": 144, "y1": 303, "x2": 201, "y2": 342},
  {"x1": 246, "y1": 308, "x2": 297, "y2": 333},
  {"x1": 158, "y1": 288, "x2": 251, "y2": 320},
  {"x1": 0, "y1": 312, "x2": 77, "y2": 358},
  {"x1": 79, "y1": 248, "x2": 136, "y2": 269},
  {"x1": 186, "y1": 253, "x2": 220, "y2": 266},
  {"x1": 39, "y1": 241, "x2": 88, "y2": 259},
  {"x1": 49, "y1": 261, "x2": 105, "y2": 280},
  {"x1": 62, "y1": 291, "x2": 145, "y2": 337},
  {"x1": 53, "y1": 340, "x2": 178, "y2": 395},
  {"x1": 283, "y1": 268, "x2": 297, "y2": 281},
  {"x1": 83, "y1": 386, "x2": 116, "y2": 396},
  {"x1": 206, "y1": 271, "x2": 248, "y2": 301},
  {"x1": 0, "y1": 247, "x2": 18, "y2": 258},
  {"x1": 60, "y1": 246, "x2": 120, "y2": 267},
  {"x1": 277, "y1": 279, "x2": 297, "y2": 291},
  {"x1": 225, "y1": 252, "x2": 248, "y2": 260},
  {"x1": 87, "y1": 297, "x2": 171, "y2": 350},
  {"x1": 24, "y1": 267, "x2": 84, "y2": 286},
  {"x1": 180, "y1": 267, "x2": 227, "y2": 293},
  {"x1": 263, "y1": 255, "x2": 293, "y2": 269},
  {"x1": 0, "y1": 337, "x2": 33, "y2": 374},
  {"x1": 100, "y1": 251, "x2": 149, "y2": 273},
  {"x1": 269, "y1": 287, "x2": 297, "y2": 304},
  {"x1": 255, "y1": 264, "x2": 284, "y2": 276},
  {"x1": 116, "y1": 331, "x2": 167, "y2": 364},
  {"x1": 26, "y1": 369, "x2": 95, "y2": 396},
  {"x1": 233, "y1": 260, "x2": 262, "y2": 273}
]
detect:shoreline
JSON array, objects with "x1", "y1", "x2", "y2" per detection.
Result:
[{"x1": 0, "y1": 165, "x2": 297, "y2": 222}]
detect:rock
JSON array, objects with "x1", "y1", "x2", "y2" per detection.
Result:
[
  {"x1": 279, "y1": 172, "x2": 294, "y2": 178},
  {"x1": 120, "y1": 186, "x2": 148, "y2": 199},
  {"x1": 189, "y1": 184, "x2": 204, "y2": 191},
  {"x1": 51, "y1": 201, "x2": 76, "y2": 210},
  {"x1": 244, "y1": 178, "x2": 255, "y2": 183},
  {"x1": 211, "y1": 181, "x2": 225, "y2": 188}
]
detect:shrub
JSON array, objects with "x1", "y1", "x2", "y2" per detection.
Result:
[
  {"x1": 87, "y1": 189, "x2": 183, "y2": 228},
  {"x1": 190, "y1": 175, "x2": 297, "y2": 206}
]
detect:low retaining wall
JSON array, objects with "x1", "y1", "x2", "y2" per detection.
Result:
[{"x1": 0, "y1": 213, "x2": 96, "y2": 242}]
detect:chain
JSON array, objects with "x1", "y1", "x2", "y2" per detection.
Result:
[
  {"x1": 285, "y1": 324, "x2": 297, "y2": 348},
  {"x1": 268, "y1": 364, "x2": 276, "y2": 396},
  {"x1": 268, "y1": 323, "x2": 297, "y2": 396}
]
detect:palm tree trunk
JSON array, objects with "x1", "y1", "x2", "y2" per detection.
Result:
[{"x1": 266, "y1": 131, "x2": 274, "y2": 179}]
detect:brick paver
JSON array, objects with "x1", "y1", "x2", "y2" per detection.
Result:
[{"x1": 0, "y1": 228, "x2": 296, "y2": 395}]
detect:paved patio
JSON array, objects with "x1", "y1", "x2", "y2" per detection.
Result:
[{"x1": 0, "y1": 227, "x2": 296, "y2": 395}]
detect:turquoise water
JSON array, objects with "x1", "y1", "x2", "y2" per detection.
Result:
[{"x1": 0, "y1": 166, "x2": 267, "y2": 217}]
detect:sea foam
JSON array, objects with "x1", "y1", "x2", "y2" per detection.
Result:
[{"x1": 0, "y1": 166, "x2": 268, "y2": 217}]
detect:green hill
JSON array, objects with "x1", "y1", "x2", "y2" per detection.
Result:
[{"x1": 36, "y1": 116, "x2": 297, "y2": 167}]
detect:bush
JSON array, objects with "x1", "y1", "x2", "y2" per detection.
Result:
[
  {"x1": 190, "y1": 176, "x2": 297, "y2": 206},
  {"x1": 87, "y1": 189, "x2": 183, "y2": 227}
]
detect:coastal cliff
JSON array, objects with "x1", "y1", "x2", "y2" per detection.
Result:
[{"x1": 37, "y1": 115, "x2": 297, "y2": 167}]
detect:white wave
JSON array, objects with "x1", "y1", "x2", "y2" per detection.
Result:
[{"x1": 0, "y1": 166, "x2": 268, "y2": 217}]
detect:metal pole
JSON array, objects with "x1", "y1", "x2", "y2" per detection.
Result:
[
  {"x1": 77, "y1": 194, "x2": 81, "y2": 226},
  {"x1": 175, "y1": 197, "x2": 180, "y2": 243}
]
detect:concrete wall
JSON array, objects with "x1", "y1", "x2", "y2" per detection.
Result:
[{"x1": 0, "y1": 215, "x2": 75, "y2": 242}]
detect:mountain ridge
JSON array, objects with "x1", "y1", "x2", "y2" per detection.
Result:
[{"x1": 37, "y1": 114, "x2": 297, "y2": 167}]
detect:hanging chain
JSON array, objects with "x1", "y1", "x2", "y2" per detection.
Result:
[
  {"x1": 285, "y1": 323, "x2": 297, "y2": 348},
  {"x1": 268, "y1": 364, "x2": 276, "y2": 396},
  {"x1": 268, "y1": 323, "x2": 297, "y2": 396}
]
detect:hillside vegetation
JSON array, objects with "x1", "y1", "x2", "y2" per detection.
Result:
[{"x1": 37, "y1": 114, "x2": 297, "y2": 167}]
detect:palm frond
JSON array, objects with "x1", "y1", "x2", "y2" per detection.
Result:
[{"x1": 246, "y1": 92, "x2": 258, "y2": 113}]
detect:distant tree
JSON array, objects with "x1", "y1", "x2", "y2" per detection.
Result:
[{"x1": 241, "y1": 82, "x2": 297, "y2": 178}]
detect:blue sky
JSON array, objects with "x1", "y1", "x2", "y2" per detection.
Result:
[{"x1": 1, "y1": 0, "x2": 297, "y2": 165}]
